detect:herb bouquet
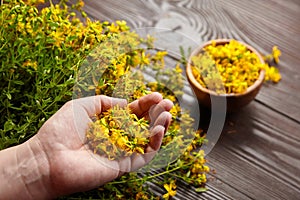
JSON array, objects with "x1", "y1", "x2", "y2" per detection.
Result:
[{"x1": 0, "y1": 0, "x2": 209, "y2": 199}]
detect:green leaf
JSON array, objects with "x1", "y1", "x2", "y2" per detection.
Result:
[
  {"x1": 186, "y1": 170, "x2": 191, "y2": 178},
  {"x1": 195, "y1": 187, "x2": 208, "y2": 193},
  {"x1": 4, "y1": 120, "x2": 15, "y2": 132},
  {"x1": 6, "y1": 92, "x2": 11, "y2": 100},
  {"x1": 13, "y1": 80, "x2": 24, "y2": 85}
]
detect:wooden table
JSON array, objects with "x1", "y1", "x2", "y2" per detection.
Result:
[{"x1": 82, "y1": 0, "x2": 300, "y2": 199}]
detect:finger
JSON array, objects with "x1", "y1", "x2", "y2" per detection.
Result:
[
  {"x1": 151, "y1": 111, "x2": 172, "y2": 134},
  {"x1": 74, "y1": 95, "x2": 127, "y2": 117},
  {"x1": 148, "y1": 125, "x2": 165, "y2": 151},
  {"x1": 129, "y1": 92, "x2": 163, "y2": 118},
  {"x1": 149, "y1": 99, "x2": 173, "y2": 123},
  {"x1": 148, "y1": 111, "x2": 172, "y2": 151}
]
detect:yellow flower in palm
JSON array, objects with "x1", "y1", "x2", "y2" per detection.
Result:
[{"x1": 116, "y1": 135, "x2": 129, "y2": 150}]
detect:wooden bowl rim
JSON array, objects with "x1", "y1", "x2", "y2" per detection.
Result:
[{"x1": 186, "y1": 39, "x2": 266, "y2": 97}]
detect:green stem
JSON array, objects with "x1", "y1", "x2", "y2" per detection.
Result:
[{"x1": 108, "y1": 162, "x2": 193, "y2": 185}]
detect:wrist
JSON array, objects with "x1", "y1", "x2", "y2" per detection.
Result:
[
  {"x1": 0, "y1": 137, "x2": 53, "y2": 200},
  {"x1": 19, "y1": 137, "x2": 54, "y2": 199}
]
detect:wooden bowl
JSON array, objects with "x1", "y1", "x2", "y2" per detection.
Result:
[{"x1": 186, "y1": 39, "x2": 265, "y2": 112}]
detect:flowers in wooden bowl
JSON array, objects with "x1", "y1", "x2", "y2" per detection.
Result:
[{"x1": 186, "y1": 39, "x2": 281, "y2": 112}]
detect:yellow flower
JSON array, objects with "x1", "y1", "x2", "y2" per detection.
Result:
[
  {"x1": 134, "y1": 147, "x2": 145, "y2": 154},
  {"x1": 78, "y1": 0, "x2": 85, "y2": 8},
  {"x1": 25, "y1": 22, "x2": 33, "y2": 34},
  {"x1": 186, "y1": 144, "x2": 193, "y2": 152},
  {"x1": 163, "y1": 181, "x2": 177, "y2": 199},
  {"x1": 116, "y1": 20, "x2": 129, "y2": 31},
  {"x1": 266, "y1": 66, "x2": 281, "y2": 83},
  {"x1": 272, "y1": 46, "x2": 281, "y2": 64},
  {"x1": 116, "y1": 135, "x2": 129, "y2": 150},
  {"x1": 50, "y1": 31, "x2": 64, "y2": 47},
  {"x1": 108, "y1": 22, "x2": 120, "y2": 33},
  {"x1": 203, "y1": 165, "x2": 210, "y2": 172},
  {"x1": 25, "y1": 0, "x2": 45, "y2": 5},
  {"x1": 211, "y1": 40, "x2": 216, "y2": 47},
  {"x1": 153, "y1": 51, "x2": 168, "y2": 65},
  {"x1": 17, "y1": 21, "x2": 25, "y2": 32},
  {"x1": 198, "y1": 173, "x2": 207, "y2": 183},
  {"x1": 191, "y1": 163, "x2": 203, "y2": 173},
  {"x1": 140, "y1": 52, "x2": 150, "y2": 65},
  {"x1": 175, "y1": 63, "x2": 182, "y2": 73},
  {"x1": 136, "y1": 191, "x2": 149, "y2": 200},
  {"x1": 22, "y1": 60, "x2": 38, "y2": 70}
]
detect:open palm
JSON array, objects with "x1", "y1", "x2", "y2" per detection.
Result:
[{"x1": 34, "y1": 93, "x2": 173, "y2": 197}]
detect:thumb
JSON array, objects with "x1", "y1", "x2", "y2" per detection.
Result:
[{"x1": 74, "y1": 95, "x2": 128, "y2": 116}]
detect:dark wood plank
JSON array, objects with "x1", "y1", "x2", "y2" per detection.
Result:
[{"x1": 206, "y1": 102, "x2": 300, "y2": 199}]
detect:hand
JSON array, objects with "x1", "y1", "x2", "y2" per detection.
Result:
[{"x1": 0, "y1": 93, "x2": 173, "y2": 199}]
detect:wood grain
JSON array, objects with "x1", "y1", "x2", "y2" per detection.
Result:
[
  {"x1": 206, "y1": 103, "x2": 300, "y2": 199},
  {"x1": 81, "y1": 0, "x2": 300, "y2": 199}
]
